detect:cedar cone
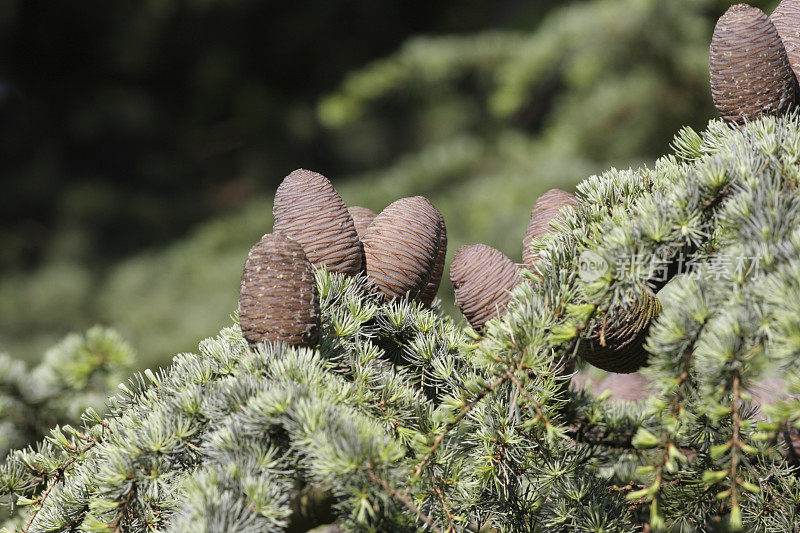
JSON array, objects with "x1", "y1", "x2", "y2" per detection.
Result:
[
  {"x1": 576, "y1": 290, "x2": 661, "y2": 373},
  {"x1": 709, "y1": 4, "x2": 795, "y2": 126},
  {"x1": 772, "y1": 0, "x2": 800, "y2": 85},
  {"x1": 419, "y1": 208, "x2": 447, "y2": 306},
  {"x1": 347, "y1": 206, "x2": 377, "y2": 241},
  {"x1": 523, "y1": 189, "x2": 577, "y2": 267},
  {"x1": 363, "y1": 196, "x2": 441, "y2": 299},
  {"x1": 450, "y1": 244, "x2": 520, "y2": 330},
  {"x1": 273, "y1": 169, "x2": 362, "y2": 275},
  {"x1": 238, "y1": 233, "x2": 321, "y2": 346}
]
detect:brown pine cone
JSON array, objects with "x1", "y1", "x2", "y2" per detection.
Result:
[
  {"x1": 363, "y1": 196, "x2": 441, "y2": 300},
  {"x1": 576, "y1": 289, "x2": 661, "y2": 373},
  {"x1": 419, "y1": 208, "x2": 447, "y2": 306},
  {"x1": 450, "y1": 244, "x2": 520, "y2": 330},
  {"x1": 523, "y1": 189, "x2": 577, "y2": 267},
  {"x1": 347, "y1": 206, "x2": 377, "y2": 241},
  {"x1": 772, "y1": 0, "x2": 800, "y2": 85},
  {"x1": 273, "y1": 169, "x2": 362, "y2": 275},
  {"x1": 238, "y1": 233, "x2": 321, "y2": 346},
  {"x1": 710, "y1": 4, "x2": 795, "y2": 126}
]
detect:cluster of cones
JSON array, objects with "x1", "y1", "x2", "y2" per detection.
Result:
[
  {"x1": 710, "y1": 1, "x2": 800, "y2": 125},
  {"x1": 238, "y1": 171, "x2": 660, "y2": 378},
  {"x1": 238, "y1": 169, "x2": 447, "y2": 347},
  {"x1": 236, "y1": 2, "x2": 800, "y2": 461},
  {"x1": 237, "y1": 170, "x2": 581, "y2": 349}
]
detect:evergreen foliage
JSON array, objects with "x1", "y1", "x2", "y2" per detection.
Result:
[
  {"x1": 4, "y1": 114, "x2": 800, "y2": 530},
  {"x1": 0, "y1": 327, "x2": 134, "y2": 462}
]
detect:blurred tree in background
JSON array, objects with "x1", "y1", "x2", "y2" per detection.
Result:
[
  {"x1": 0, "y1": 0, "x2": 545, "y2": 271},
  {"x1": 0, "y1": 327, "x2": 133, "y2": 461},
  {"x1": 0, "y1": 0, "x2": 777, "y2": 368}
]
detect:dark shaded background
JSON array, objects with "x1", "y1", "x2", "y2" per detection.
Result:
[{"x1": 1, "y1": 0, "x2": 553, "y2": 271}]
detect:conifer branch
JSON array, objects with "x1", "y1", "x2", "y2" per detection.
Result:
[
  {"x1": 22, "y1": 438, "x2": 97, "y2": 533},
  {"x1": 367, "y1": 466, "x2": 441, "y2": 533},
  {"x1": 411, "y1": 370, "x2": 513, "y2": 478}
]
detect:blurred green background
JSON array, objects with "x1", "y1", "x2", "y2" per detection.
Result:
[{"x1": 0, "y1": 0, "x2": 777, "y2": 369}]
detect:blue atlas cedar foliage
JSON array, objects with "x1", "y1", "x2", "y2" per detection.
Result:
[
  {"x1": 0, "y1": 327, "x2": 135, "y2": 462},
  {"x1": 3, "y1": 115, "x2": 800, "y2": 531}
]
